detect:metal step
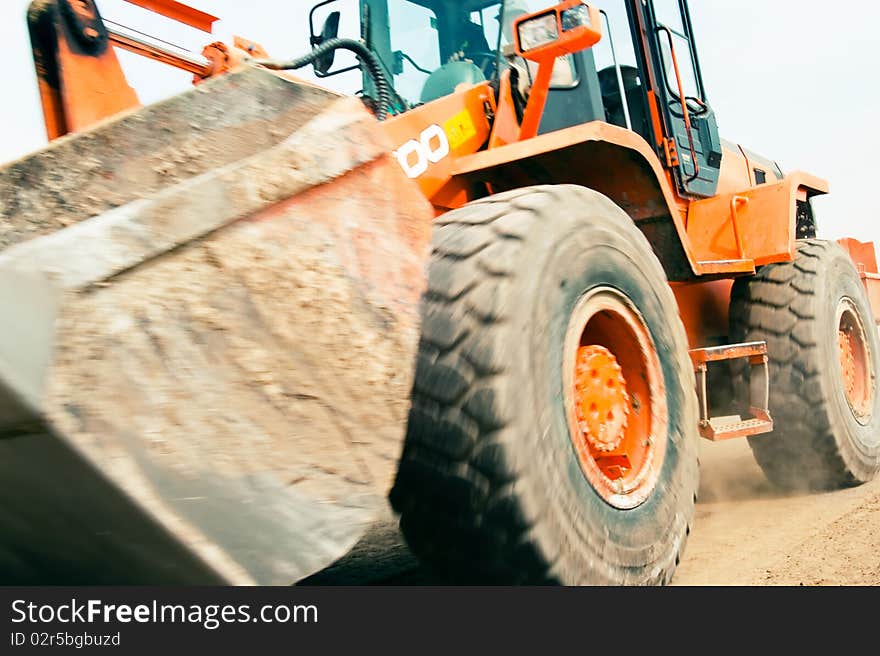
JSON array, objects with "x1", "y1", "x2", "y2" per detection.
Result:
[
  {"x1": 689, "y1": 342, "x2": 774, "y2": 441},
  {"x1": 704, "y1": 414, "x2": 774, "y2": 441}
]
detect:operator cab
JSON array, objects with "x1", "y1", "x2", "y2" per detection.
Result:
[
  {"x1": 310, "y1": 0, "x2": 723, "y2": 198},
  {"x1": 309, "y1": 1, "x2": 658, "y2": 140},
  {"x1": 311, "y1": 1, "x2": 641, "y2": 131}
]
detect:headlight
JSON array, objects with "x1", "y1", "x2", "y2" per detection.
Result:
[
  {"x1": 517, "y1": 12, "x2": 559, "y2": 52},
  {"x1": 561, "y1": 3, "x2": 592, "y2": 32}
]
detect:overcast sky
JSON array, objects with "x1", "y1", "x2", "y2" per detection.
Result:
[{"x1": 2, "y1": 1, "x2": 878, "y2": 246}]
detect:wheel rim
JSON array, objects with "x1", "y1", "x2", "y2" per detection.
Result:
[
  {"x1": 563, "y1": 288, "x2": 667, "y2": 510},
  {"x1": 836, "y1": 297, "x2": 875, "y2": 424}
]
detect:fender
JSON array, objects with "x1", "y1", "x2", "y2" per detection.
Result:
[
  {"x1": 446, "y1": 120, "x2": 702, "y2": 281},
  {"x1": 687, "y1": 171, "x2": 829, "y2": 267}
]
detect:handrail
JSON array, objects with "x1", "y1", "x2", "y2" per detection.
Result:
[
  {"x1": 656, "y1": 25, "x2": 700, "y2": 183},
  {"x1": 599, "y1": 9, "x2": 632, "y2": 131},
  {"x1": 730, "y1": 196, "x2": 749, "y2": 259}
]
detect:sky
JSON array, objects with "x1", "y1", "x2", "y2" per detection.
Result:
[{"x1": 1, "y1": 0, "x2": 878, "y2": 246}]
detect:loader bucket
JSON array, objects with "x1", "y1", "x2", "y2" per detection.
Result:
[{"x1": 0, "y1": 67, "x2": 433, "y2": 584}]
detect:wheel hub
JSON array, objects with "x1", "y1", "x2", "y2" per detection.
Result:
[
  {"x1": 563, "y1": 288, "x2": 667, "y2": 510},
  {"x1": 837, "y1": 300, "x2": 875, "y2": 421},
  {"x1": 839, "y1": 329, "x2": 858, "y2": 403},
  {"x1": 573, "y1": 345, "x2": 630, "y2": 453}
]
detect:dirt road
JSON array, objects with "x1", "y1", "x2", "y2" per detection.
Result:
[
  {"x1": 303, "y1": 438, "x2": 880, "y2": 586},
  {"x1": 673, "y1": 438, "x2": 880, "y2": 586}
]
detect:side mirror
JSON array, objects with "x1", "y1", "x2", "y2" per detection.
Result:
[
  {"x1": 311, "y1": 11, "x2": 341, "y2": 75},
  {"x1": 513, "y1": 1, "x2": 602, "y2": 64}
]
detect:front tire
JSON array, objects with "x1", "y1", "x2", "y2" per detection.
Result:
[{"x1": 390, "y1": 185, "x2": 699, "y2": 585}]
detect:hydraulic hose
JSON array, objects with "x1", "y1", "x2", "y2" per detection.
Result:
[{"x1": 254, "y1": 38, "x2": 391, "y2": 121}]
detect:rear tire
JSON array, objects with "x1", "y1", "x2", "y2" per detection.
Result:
[
  {"x1": 730, "y1": 239, "x2": 880, "y2": 490},
  {"x1": 390, "y1": 185, "x2": 699, "y2": 585}
]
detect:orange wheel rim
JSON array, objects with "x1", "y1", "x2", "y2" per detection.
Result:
[
  {"x1": 837, "y1": 298, "x2": 875, "y2": 423},
  {"x1": 563, "y1": 288, "x2": 667, "y2": 510}
]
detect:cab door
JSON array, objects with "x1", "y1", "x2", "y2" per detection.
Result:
[{"x1": 641, "y1": 0, "x2": 722, "y2": 198}]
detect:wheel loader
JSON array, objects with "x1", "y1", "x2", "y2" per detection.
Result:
[{"x1": 1, "y1": 0, "x2": 878, "y2": 585}]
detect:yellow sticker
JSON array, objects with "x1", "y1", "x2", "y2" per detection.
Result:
[{"x1": 444, "y1": 110, "x2": 478, "y2": 151}]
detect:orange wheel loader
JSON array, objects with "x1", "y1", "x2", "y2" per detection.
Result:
[{"x1": 1, "y1": 0, "x2": 878, "y2": 585}]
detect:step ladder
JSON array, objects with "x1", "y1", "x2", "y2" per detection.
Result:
[{"x1": 688, "y1": 342, "x2": 774, "y2": 441}]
